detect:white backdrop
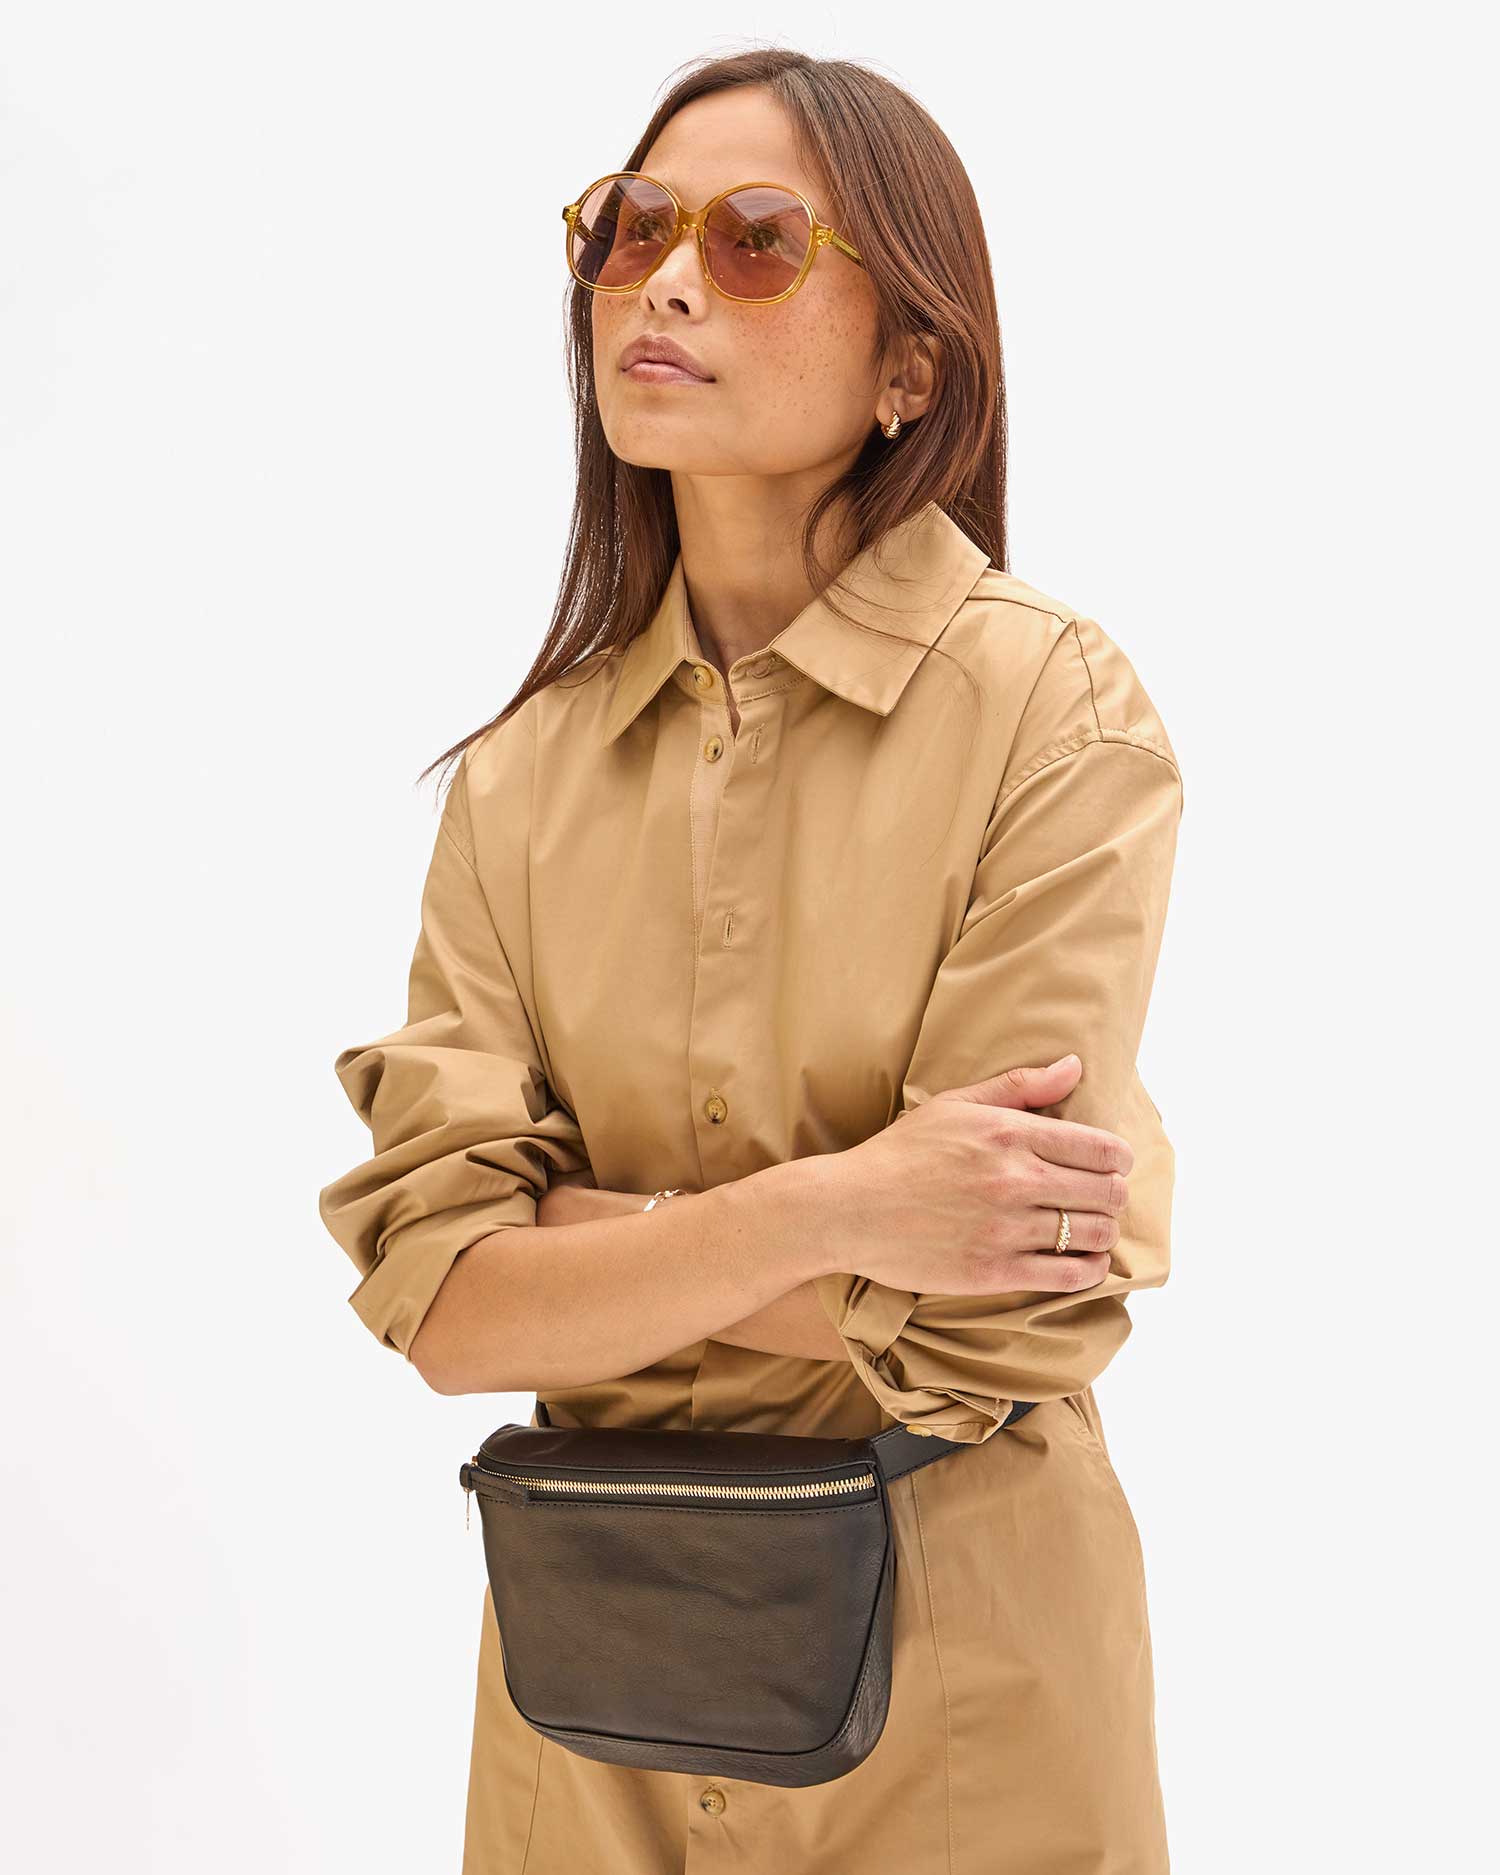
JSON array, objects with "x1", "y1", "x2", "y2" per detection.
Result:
[{"x1": 3, "y1": 5, "x2": 1492, "y2": 1869}]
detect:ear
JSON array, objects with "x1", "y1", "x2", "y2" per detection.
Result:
[{"x1": 884, "y1": 332, "x2": 943, "y2": 421}]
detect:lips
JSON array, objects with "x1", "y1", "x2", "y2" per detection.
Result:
[{"x1": 619, "y1": 336, "x2": 714, "y2": 381}]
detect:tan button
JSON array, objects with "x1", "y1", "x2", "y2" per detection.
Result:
[
  {"x1": 692, "y1": 663, "x2": 716, "y2": 691},
  {"x1": 909, "y1": 1425, "x2": 934, "y2": 1437},
  {"x1": 704, "y1": 735, "x2": 725, "y2": 762},
  {"x1": 699, "y1": 1786, "x2": 727, "y2": 1815},
  {"x1": 704, "y1": 1093, "x2": 729, "y2": 1124}
]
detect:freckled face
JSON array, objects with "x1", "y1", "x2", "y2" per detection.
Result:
[{"x1": 591, "y1": 87, "x2": 886, "y2": 479}]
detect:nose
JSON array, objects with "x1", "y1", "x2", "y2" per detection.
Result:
[{"x1": 641, "y1": 222, "x2": 706, "y2": 305}]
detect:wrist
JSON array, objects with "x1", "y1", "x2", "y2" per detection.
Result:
[
  {"x1": 718, "y1": 1152, "x2": 850, "y2": 1284},
  {"x1": 537, "y1": 1182, "x2": 643, "y2": 1227}
]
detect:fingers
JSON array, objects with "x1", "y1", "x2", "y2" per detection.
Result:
[
  {"x1": 1021, "y1": 1112, "x2": 1135, "y2": 1177},
  {"x1": 1025, "y1": 1203, "x2": 1119, "y2": 1256},
  {"x1": 964, "y1": 1056, "x2": 1082, "y2": 1111},
  {"x1": 1027, "y1": 1161, "x2": 1129, "y2": 1220},
  {"x1": 1011, "y1": 1248, "x2": 1113, "y2": 1292}
]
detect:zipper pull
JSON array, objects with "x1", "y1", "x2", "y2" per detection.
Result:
[
  {"x1": 460, "y1": 1461, "x2": 532, "y2": 1508},
  {"x1": 461, "y1": 1457, "x2": 478, "y2": 1531}
]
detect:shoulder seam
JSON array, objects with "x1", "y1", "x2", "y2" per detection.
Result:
[
  {"x1": 996, "y1": 728, "x2": 1181, "y2": 812},
  {"x1": 967, "y1": 570, "x2": 1079, "y2": 629},
  {"x1": 439, "y1": 745, "x2": 482, "y2": 870},
  {"x1": 437, "y1": 812, "x2": 478, "y2": 872},
  {"x1": 1067, "y1": 619, "x2": 1104, "y2": 740}
]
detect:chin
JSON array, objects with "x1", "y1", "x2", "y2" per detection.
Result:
[{"x1": 604, "y1": 427, "x2": 748, "y2": 476}]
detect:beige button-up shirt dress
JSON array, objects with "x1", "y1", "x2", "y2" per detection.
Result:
[{"x1": 319, "y1": 499, "x2": 1184, "y2": 1873}]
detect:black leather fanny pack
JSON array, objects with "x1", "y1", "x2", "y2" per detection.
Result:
[{"x1": 458, "y1": 1395, "x2": 1037, "y2": 1788}]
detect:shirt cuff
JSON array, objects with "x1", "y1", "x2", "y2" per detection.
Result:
[
  {"x1": 817, "y1": 1274, "x2": 1020, "y2": 1445},
  {"x1": 347, "y1": 1190, "x2": 539, "y2": 1359}
]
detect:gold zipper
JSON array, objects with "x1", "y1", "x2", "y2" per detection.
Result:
[{"x1": 468, "y1": 1462, "x2": 875, "y2": 1503}]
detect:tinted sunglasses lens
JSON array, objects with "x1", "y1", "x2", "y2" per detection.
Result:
[
  {"x1": 569, "y1": 175, "x2": 678, "y2": 289},
  {"x1": 704, "y1": 186, "x2": 813, "y2": 299}
]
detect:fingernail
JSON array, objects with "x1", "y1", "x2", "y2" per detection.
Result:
[{"x1": 1050, "y1": 1053, "x2": 1079, "y2": 1069}]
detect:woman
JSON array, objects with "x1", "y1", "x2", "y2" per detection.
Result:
[{"x1": 319, "y1": 47, "x2": 1182, "y2": 1875}]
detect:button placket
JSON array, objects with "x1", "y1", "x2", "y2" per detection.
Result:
[
  {"x1": 686, "y1": 663, "x2": 736, "y2": 947},
  {"x1": 685, "y1": 686, "x2": 783, "y2": 1177}
]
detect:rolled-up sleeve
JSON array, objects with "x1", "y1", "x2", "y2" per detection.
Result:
[
  {"x1": 815, "y1": 618, "x2": 1184, "y2": 1441},
  {"x1": 317, "y1": 722, "x2": 590, "y2": 1359}
]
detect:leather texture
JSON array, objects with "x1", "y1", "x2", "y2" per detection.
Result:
[{"x1": 458, "y1": 1398, "x2": 1035, "y2": 1788}]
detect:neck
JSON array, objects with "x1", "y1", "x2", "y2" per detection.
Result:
[{"x1": 671, "y1": 474, "x2": 856, "y2": 671}]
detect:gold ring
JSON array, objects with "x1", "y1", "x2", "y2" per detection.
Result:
[{"x1": 1053, "y1": 1209, "x2": 1071, "y2": 1254}]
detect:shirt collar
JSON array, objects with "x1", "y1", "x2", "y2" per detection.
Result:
[{"x1": 598, "y1": 499, "x2": 992, "y2": 747}]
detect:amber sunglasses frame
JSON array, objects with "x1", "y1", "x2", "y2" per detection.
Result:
[{"x1": 561, "y1": 170, "x2": 865, "y2": 306}]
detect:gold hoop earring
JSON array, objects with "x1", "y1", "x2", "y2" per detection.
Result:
[{"x1": 881, "y1": 409, "x2": 902, "y2": 440}]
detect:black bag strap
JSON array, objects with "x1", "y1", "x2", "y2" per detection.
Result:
[
  {"x1": 532, "y1": 1396, "x2": 1036, "y2": 1483},
  {"x1": 870, "y1": 1400, "x2": 1036, "y2": 1483}
]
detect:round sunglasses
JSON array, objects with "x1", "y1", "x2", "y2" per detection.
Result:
[{"x1": 561, "y1": 170, "x2": 865, "y2": 306}]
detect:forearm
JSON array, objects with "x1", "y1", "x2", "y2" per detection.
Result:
[
  {"x1": 408, "y1": 1157, "x2": 845, "y2": 1396},
  {"x1": 709, "y1": 1282, "x2": 849, "y2": 1361},
  {"x1": 541, "y1": 1181, "x2": 849, "y2": 1362}
]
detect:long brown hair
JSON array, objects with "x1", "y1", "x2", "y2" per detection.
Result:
[{"x1": 418, "y1": 46, "x2": 1008, "y2": 791}]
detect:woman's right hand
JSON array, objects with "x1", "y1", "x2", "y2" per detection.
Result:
[{"x1": 828, "y1": 1055, "x2": 1132, "y2": 1297}]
